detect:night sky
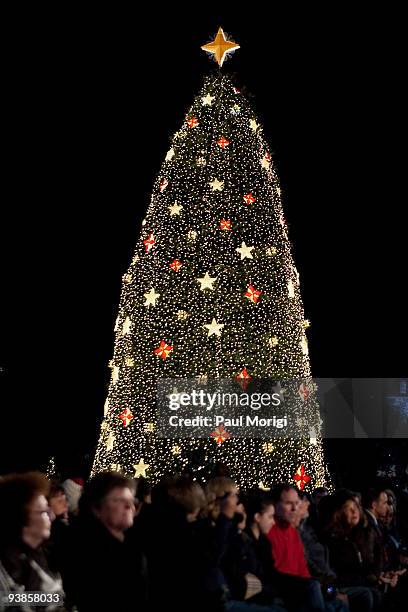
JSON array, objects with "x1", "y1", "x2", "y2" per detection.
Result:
[{"x1": 1, "y1": 8, "x2": 406, "y2": 486}]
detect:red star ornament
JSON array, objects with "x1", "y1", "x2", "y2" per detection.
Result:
[
  {"x1": 143, "y1": 234, "x2": 155, "y2": 253},
  {"x1": 293, "y1": 465, "x2": 311, "y2": 491},
  {"x1": 217, "y1": 136, "x2": 230, "y2": 149},
  {"x1": 169, "y1": 259, "x2": 182, "y2": 271},
  {"x1": 220, "y1": 219, "x2": 232, "y2": 231},
  {"x1": 298, "y1": 382, "x2": 311, "y2": 401},
  {"x1": 210, "y1": 424, "x2": 231, "y2": 446},
  {"x1": 119, "y1": 407, "x2": 134, "y2": 427},
  {"x1": 243, "y1": 193, "x2": 256, "y2": 205},
  {"x1": 154, "y1": 340, "x2": 173, "y2": 360},
  {"x1": 159, "y1": 178, "x2": 168, "y2": 193},
  {"x1": 245, "y1": 285, "x2": 262, "y2": 304},
  {"x1": 236, "y1": 367, "x2": 252, "y2": 390},
  {"x1": 186, "y1": 116, "x2": 199, "y2": 128}
]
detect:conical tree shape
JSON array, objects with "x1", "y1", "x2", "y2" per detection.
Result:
[{"x1": 92, "y1": 73, "x2": 329, "y2": 490}]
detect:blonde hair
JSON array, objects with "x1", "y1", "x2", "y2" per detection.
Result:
[
  {"x1": 167, "y1": 477, "x2": 206, "y2": 514},
  {"x1": 204, "y1": 477, "x2": 237, "y2": 520}
]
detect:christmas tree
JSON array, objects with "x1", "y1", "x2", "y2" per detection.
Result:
[{"x1": 92, "y1": 29, "x2": 329, "y2": 490}]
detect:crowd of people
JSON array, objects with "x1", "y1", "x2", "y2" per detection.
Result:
[{"x1": 0, "y1": 467, "x2": 407, "y2": 612}]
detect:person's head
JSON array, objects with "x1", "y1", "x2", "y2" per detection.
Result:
[
  {"x1": 205, "y1": 476, "x2": 239, "y2": 520},
  {"x1": 243, "y1": 491, "x2": 275, "y2": 537},
  {"x1": 384, "y1": 489, "x2": 396, "y2": 510},
  {"x1": 363, "y1": 488, "x2": 389, "y2": 520},
  {"x1": 62, "y1": 477, "x2": 84, "y2": 514},
  {"x1": 270, "y1": 485, "x2": 300, "y2": 525},
  {"x1": 294, "y1": 491, "x2": 311, "y2": 527},
  {"x1": 48, "y1": 482, "x2": 69, "y2": 518},
  {"x1": 167, "y1": 476, "x2": 206, "y2": 522},
  {"x1": 341, "y1": 499, "x2": 361, "y2": 527},
  {"x1": 79, "y1": 472, "x2": 136, "y2": 538},
  {"x1": 382, "y1": 500, "x2": 394, "y2": 528},
  {"x1": 311, "y1": 487, "x2": 329, "y2": 505},
  {"x1": 326, "y1": 490, "x2": 361, "y2": 536},
  {"x1": 136, "y1": 477, "x2": 152, "y2": 504},
  {"x1": 0, "y1": 472, "x2": 51, "y2": 550}
]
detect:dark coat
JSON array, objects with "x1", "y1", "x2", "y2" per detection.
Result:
[
  {"x1": 325, "y1": 523, "x2": 382, "y2": 588},
  {"x1": 135, "y1": 502, "x2": 227, "y2": 612},
  {"x1": 299, "y1": 521, "x2": 337, "y2": 583},
  {"x1": 61, "y1": 513, "x2": 147, "y2": 612},
  {"x1": 0, "y1": 540, "x2": 66, "y2": 611}
]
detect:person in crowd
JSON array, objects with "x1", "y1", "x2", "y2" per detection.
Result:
[
  {"x1": 266, "y1": 484, "x2": 326, "y2": 611},
  {"x1": 48, "y1": 483, "x2": 69, "y2": 523},
  {"x1": 242, "y1": 491, "x2": 291, "y2": 609},
  {"x1": 308, "y1": 488, "x2": 330, "y2": 532},
  {"x1": 135, "y1": 477, "x2": 152, "y2": 505},
  {"x1": 61, "y1": 478, "x2": 83, "y2": 516},
  {"x1": 203, "y1": 478, "x2": 286, "y2": 612},
  {"x1": 0, "y1": 472, "x2": 66, "y2": 611},
  {"x1": 295, "y1": 492, "x2": 349, "y2": 611},
  {"x1": 362, "y1": 488, "x2": 389, "y2": 539},
  {"x1": 60, "y1": 471, "x2": 147, "y2": 611},
  {"x1": 45, "y1": 482, "x2": 71, "y2": 575},
  {"x1": 140, "y1": 474, "x2": 228, "y2": 611},
  {"x1": 381, "y1": 491, "x2": 408, "y2": 569},
  {"x1": 322, "y1": 489, "x2": 396, "y2": 611},
  {"x1": 362, "y1": 487, "x2": 407, "y2": 582},
  {"x1": 377, "y1": 492, "x2": 408, "y2": 611}
]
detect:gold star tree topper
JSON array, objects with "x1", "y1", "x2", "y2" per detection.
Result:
[{"x1": 201, "y1": 27, "x2": 240, "y2": 67}]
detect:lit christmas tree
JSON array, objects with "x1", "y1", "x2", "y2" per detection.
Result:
[{"x1": 92, "y1": 29, "x2": 330, "y2": 490}]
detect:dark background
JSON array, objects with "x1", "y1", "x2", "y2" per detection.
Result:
[{"x1": 1, "y1": 7, "x2": 406, "y2": 488}]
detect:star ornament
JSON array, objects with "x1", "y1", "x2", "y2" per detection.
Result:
[
  {"x1": 144, "y1": 288, "x2": 160, "y2": 307},
  {"x1": 197, "y1": 272, "x2": 217, "y2": 290},
  {"x1": 298, "y1": 382, "x2": 311, "y2": 401},
  {"x1": 133, "y1": 458, "x2": 149, "y2": 478},
  {"x1": 106, "y1": 432, "x2": 115, "y2": 452},
  {"x1": 201, "y1": 27, "x2": 240, "y2": 67},
  {"x1": 236, "y1": 242, "x2": 254, "y2": 260},
  {"x1": 236, "y1": 367, "x2": 251, "y2": 390},
  {"x1": 243, "y1": 193, "x2": 256, "y2": 205},
  {"x1": 170, "y1": 259, "x2": 182, "y2": 272},
  {"x1": 119, "y1": 407, "x2": 134, "y2": 427},
  {"x1": 112, "y1": 365, "x2": 119, "y2": 385},
  {"x1": 186, "y1": 116, "x2": 199, "y2": 129},
  {"x1": 169, "y1": 201, "x2": 183, "y2": 216},
  {"x1": 301, "y1": 336, "x2": 309, "y2": 356},
  {"x1": 217, "y1": 136, "x2": 230, "y2": 149},
  {"x1": 202, "y1": 94, "x2": 215, "y2": 106},
  {"x1": 203, "y1": 318, "x2": 224, "y2": 337},
  {"x1": 165, "y1": 148, "x2": 175, "y2": 162},
  {"x1": 122, "y1": 317, "x2": 133, "y2": 336},
  {"x1": 293, "y1": 465, "x2": 311, "y2": 491},
  {"x1": 154, "y1": 340, "x2": 173, "y2": 360},
  {"x1": 245, "y1": 285, "x2": 262, "y2": 304},
  {"x1": 210, "y1": 424, "x2": 231, "y2": 445},
  {"x1": 209, "y1": 178, "x2": 224, "y2": 191},
  {"x1": 220, "y1": 219, "x2": 232, "y2": 231},
  {"x1": 309, "y1": 427, "x2": 318, "y2": 446},
  {"x1": 143, "y1": 233, "x2": 155, "y2": 253}
]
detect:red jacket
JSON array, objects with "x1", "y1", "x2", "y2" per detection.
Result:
[{"x1": 267, "y1": 521, "x2": 310, "y2": 578}]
